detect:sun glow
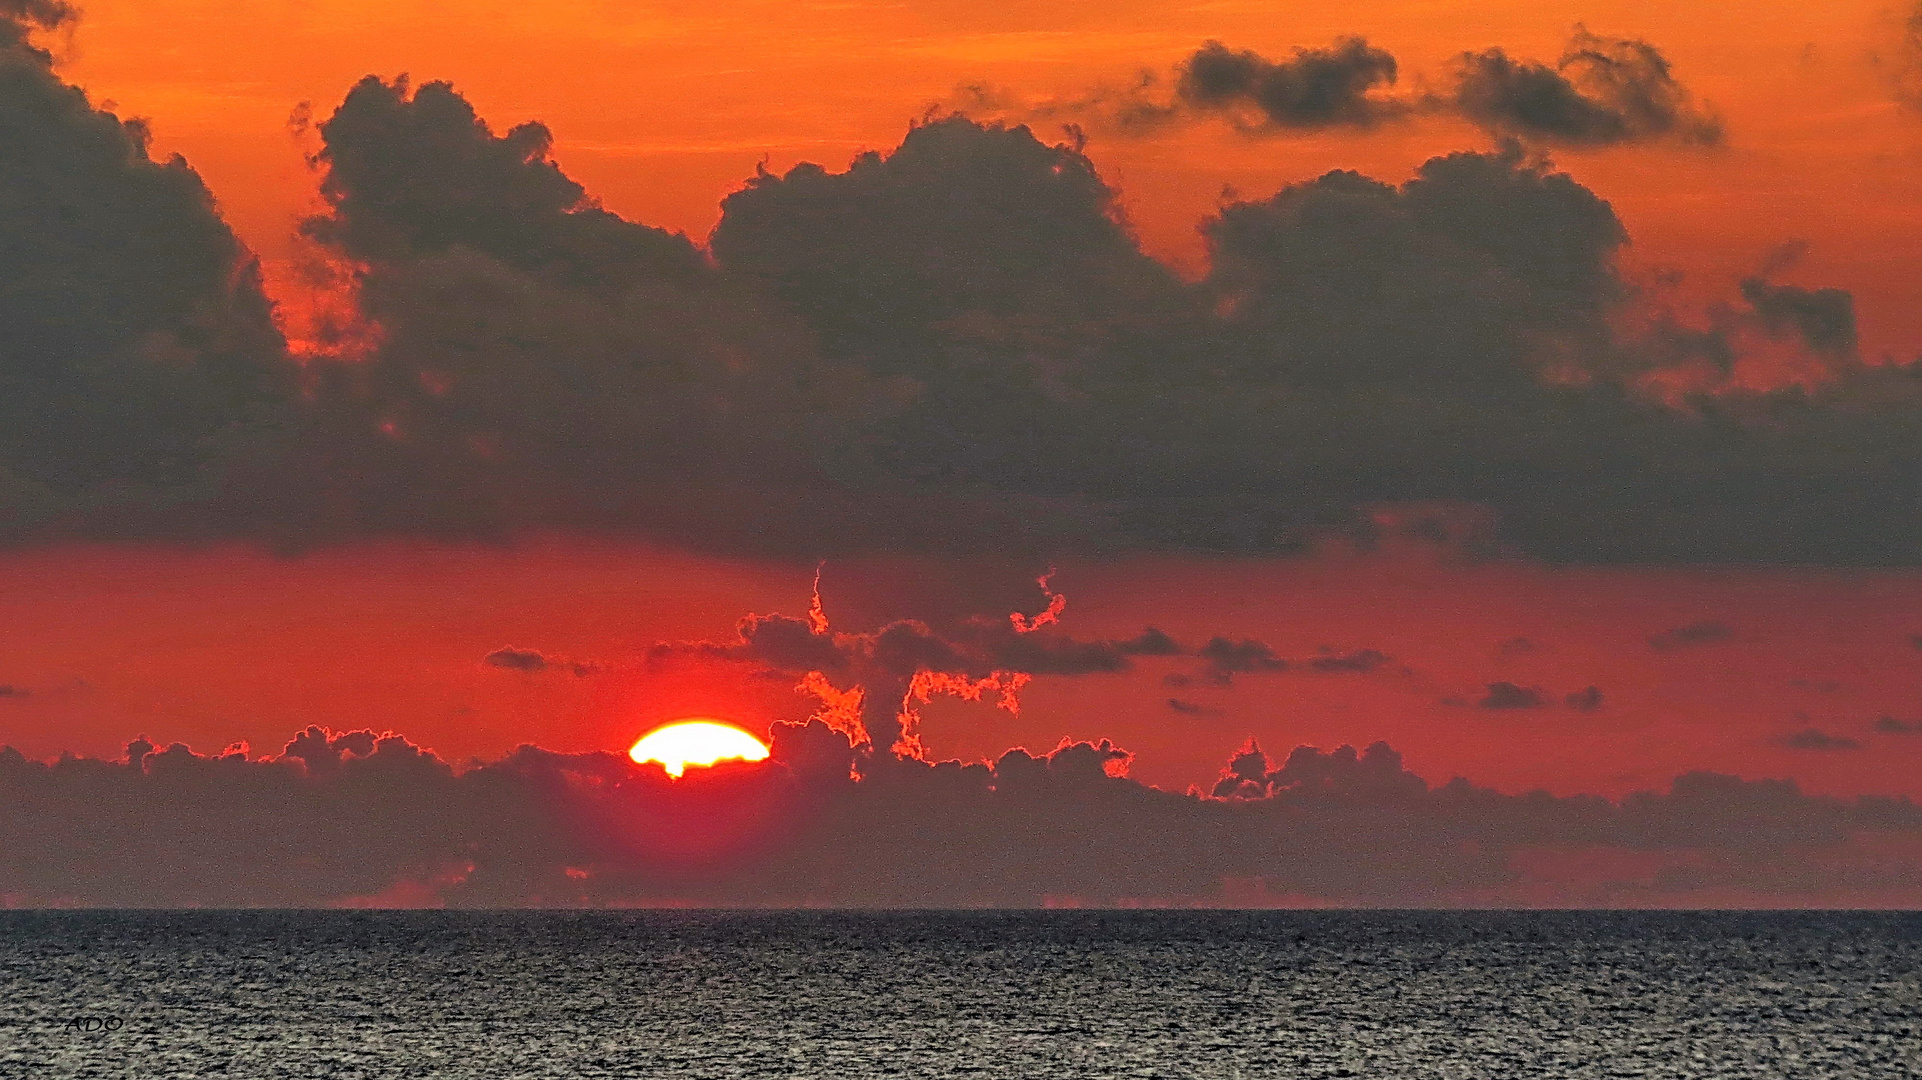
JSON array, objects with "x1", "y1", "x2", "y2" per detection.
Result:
[{"x1": 628, "y1": 720, "x2": 770, "y2": 778}]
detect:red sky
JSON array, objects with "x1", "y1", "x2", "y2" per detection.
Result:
[
  {"x1": 4, "y1": 541, "x2": 1918, "y2": 801},
  {"x1": 49, "y1": 0, "x2": 1922, "y2": 359}
]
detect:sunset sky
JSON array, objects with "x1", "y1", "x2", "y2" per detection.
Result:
[
  {"x1": 58, "y1": 0, "x2": 1922, "y2": 354},
  {"x1": 6, "y1": 0, "x2": 1922, "y2": 906}
]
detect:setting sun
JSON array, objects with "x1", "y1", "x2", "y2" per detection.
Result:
[{"x1": 628, "y1": 720, "x2": 770, "y2": 778}]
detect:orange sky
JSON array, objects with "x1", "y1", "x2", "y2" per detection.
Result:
[{"x1": 47, "y1": 0, "x2": 1922, "y2": 359}]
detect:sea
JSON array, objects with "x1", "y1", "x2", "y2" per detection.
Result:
[{"x1": 2, "y1": 910, "x2": 1917, "y2": 1078}]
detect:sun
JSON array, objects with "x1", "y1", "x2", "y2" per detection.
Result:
[{"x1": 628, "y1": 719, "x2": 770, "y2": 778}]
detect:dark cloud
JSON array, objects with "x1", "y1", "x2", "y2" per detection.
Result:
[
  {"x1": 649, "y1": 581, "x2": 1177, "y2": 757},
  {"x1": 1875, "y1": 716, "x2": 1922, "y2": 735},
  {"x1": 1453, "y1": 28, "x2": 1723, "y2": 147},
  {"x1": 1202, "y1": 144, "x2": 1626, "y2": 390},
  {"x1": 0, "y1": 1, "x2": 290, "y2": 529},
  {"x1": 1119, "y1": 627, "x2": 1184, "y2": 656},
  {"x1": 482, "y1": 648, "x2": 598, "y2": 677},
  {"x1": 1166, "y1": 698, "x2": 1222, "y2": 716},
  {"x1": 1479, "y1": 682, "x2": 1547, "y2": 710},
  {"x1": 305, "y1": 77, "x2": 704, "y2": 288},
  {"x1": 1650, "y1": 621, "x2": 1736, "y2": 651},
  {"x1": 6, "y1": 39, "x2": 1922, "y2": 565},
  {"x1": 0, "y1": 684, "x2": 26, "y2": 698},
  {"x1": 712, "y1": 115, "x2": 1184, "y2": 378},
  {"x1": 1175, "y1": 38, "x2": 1403, "y2": 131},
  {"x1": 5, "y1": 729, "x2": 1920, "y2": 906},
  {"x1": 1194, "y1": 637, "x2": 1287, "y2": 685},
  {"x1": 230, "y1": 75, "x2": 869, "y2": 552},
  {"x1": 1739, "y1": 278, "x2": 1856, "y2": 359},
  {"x1": 1565, "y1": 686, "x2": 1605, "y2": 711},
  {"x1": 1734, "y1": 241, "x2": 1857, "y2": 359},
  {"x1": 1032, "y1": 29, "x2": 1715, "y2": 153},
  {"x1": 1783, "y1": 729, "x2": 1862, "y2": 752}
]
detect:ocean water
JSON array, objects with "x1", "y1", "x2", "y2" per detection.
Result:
[{"x1": 2, "y1": 911, "x2": 1917, "y2": 1078}]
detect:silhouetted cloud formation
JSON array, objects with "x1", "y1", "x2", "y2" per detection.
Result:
[
  {"x1": 1480, "y1": 682, "x2": 1547, "y2": 710},
  {"x1": 646, "y1": 581, "x2": 1178, "y2": 757},
  {"x1": 8, "y1": 14, "x2": 1922, "y2": 564},
  {"x1": 1202, "y1": 143, "x2": 1626, "y2": 390},
  {"x1": 482, "y1": 648, "x2": 598, "y2": 677},
  {"x1": 1739, "y1": 275, "x2": 1857, "y2": 358},
  {"x1": 1193, "y1": 638, "x2": 1288, "y2": 685},
  {"x1": 1175, "y1": 37, "x2": 1404, "y2": 131},
  {"x1": 0, "y1": 0, "x2": 288, "y2": 527},
  {"x1": 1453, "y1": 29, "x2": 1723, "y2": 147},
  {"x1": 4, "y1": 729, "x2": 1919, "y2": 907},
  {"x1": 1060, "y1": 29, "x2": 1717, "y2": 150}
]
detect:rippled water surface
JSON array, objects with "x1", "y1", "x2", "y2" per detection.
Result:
[{"x1": 3, "y1": 911, "x2": 1919, "y2": 1078}]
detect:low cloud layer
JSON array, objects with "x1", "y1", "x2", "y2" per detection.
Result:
[
  {"x1": 5, "y1": 8, "x2": 1922, "y2": 564},
  {"x1": 4, "y1": 729, "x2": 1919, "y2": 907}
]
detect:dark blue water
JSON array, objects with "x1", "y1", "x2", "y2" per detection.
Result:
[{"x1": 3, "y1": 911, "x2": 1918, "y2": 1078}]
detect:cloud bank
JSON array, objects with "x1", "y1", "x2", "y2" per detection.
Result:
[
  {"x1": 5, "y1": 10, "x2": 1922, "y2": 564},
  {"x1": 5, "y1": 728, "x2": 1919, "y2": 908},
  {"x1": 0, "y1": 1, "x2": 288, "y2": 526}
]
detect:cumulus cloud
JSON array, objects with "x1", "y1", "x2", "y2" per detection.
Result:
[
  {"x1": 234, "y1": 75, "x2": 880, "y2": 553},
  {"x1": 6, "y1": 15, "x2": 1922, "y2": 565},
  {"x1": 4, "y1": 728, "x2": 1920, "y2": 907},
  {"x1": 1453, "y1": 28, "x2": 1723, "y2": 148},
  {"x1": 1202, "y1": 143, "x2": 1627, "y2": 390},
  {"x1": 0, "y1": 0, "x2": 290, "y2": 530}
]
